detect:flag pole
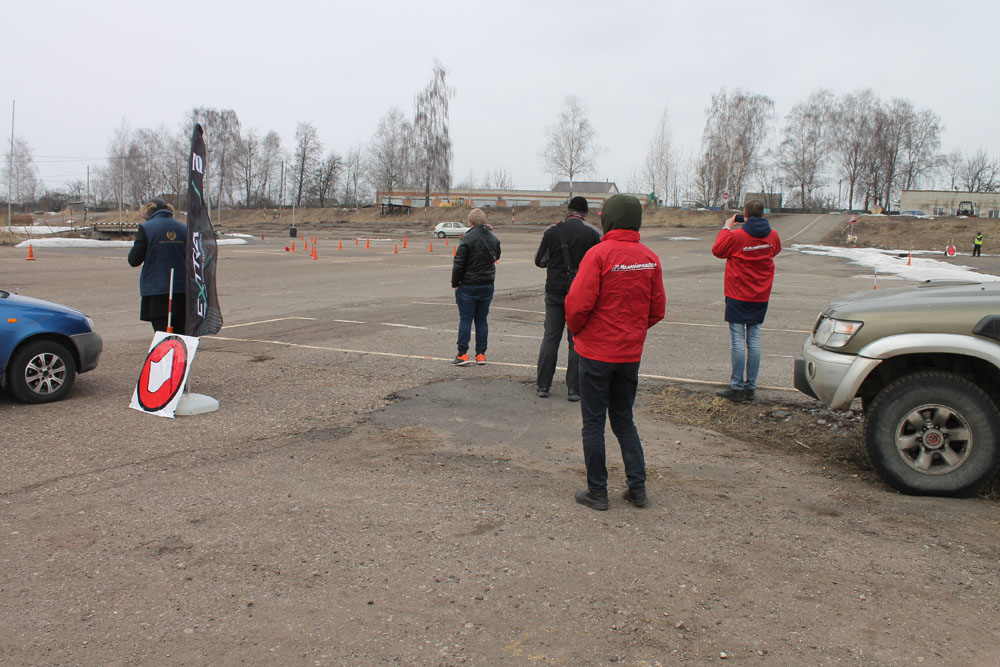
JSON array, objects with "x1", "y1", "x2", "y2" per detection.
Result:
[{"x1": 166, "y1": 268, "x2": 174, "y2": 333}]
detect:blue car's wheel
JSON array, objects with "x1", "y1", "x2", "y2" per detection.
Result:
[{"x1": 7, "y1": 340, "x2": 77, "y2": 403}]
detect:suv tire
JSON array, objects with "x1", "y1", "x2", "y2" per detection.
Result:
[
  {"x1": 7, "y1": 340, "x2": 77, "y2": 404},
  {"x1": 864, "y1": 371, "x2": 1000, "y2": 496},
  {"x1": 436, "y1": 231, "x2": 446, "y2": 239}
]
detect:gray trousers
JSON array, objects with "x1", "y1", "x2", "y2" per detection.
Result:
[{"x1": 536, "y1": 292, "x2": 580, "y2": 392}]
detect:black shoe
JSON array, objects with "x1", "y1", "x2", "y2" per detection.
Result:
[
  {"x1": 743, "y1": 388, "x2": 756, "y2": 402},
  {"x1": 575, "y1": 489, "x2": 609, "y2": 511},
  {"x1": 623, "y1": 487, "x2": 648, "y2": 507},
  {"x1": 567, "y1": 390, "x2": 580, "y2": 402},
  {"x1": 537, "y1": 387, "x2": 550, "y2": 398},
  {"x1": 715, "y1": 387, "x2": 746, "y2": 402}
]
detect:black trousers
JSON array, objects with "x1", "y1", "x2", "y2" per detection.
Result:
[
  {"x1": 578, "y1": 355, "x2": 646, "y2": 494},
  {"x1": 536, "y1": 292, "x2": 579, "y2": 391},
  {"x1": 973, "y1": 244, "x2": 982, "y2": 257}
]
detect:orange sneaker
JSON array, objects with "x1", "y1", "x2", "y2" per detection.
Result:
[
  {"x1": 451, "y1": 353, "x2": 472, "y2": 366},
  {"x1": 475, "y1": 353, "x2": 486, "y2": 365}
]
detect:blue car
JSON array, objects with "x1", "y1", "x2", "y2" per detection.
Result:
[{"x1": 0, "y1": 290, "x2": 103, "y2": 403}]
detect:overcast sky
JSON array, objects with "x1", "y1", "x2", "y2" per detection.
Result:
[{"x1": 5, "y1": 0, "x2": 998, "y2": 194}]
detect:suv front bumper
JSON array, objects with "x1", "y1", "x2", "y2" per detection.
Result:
[{"x1": 795, "y1": 337, "x2": 881, "y2": 410}]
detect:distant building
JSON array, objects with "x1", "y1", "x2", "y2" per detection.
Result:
[
  {"x1": 743, "y1": 192, "x2": 782, "y2": 211},
  {"x1": 900, "y1": 190, "x2": 1000, "y2": 218},
  {"x1": 377, "y1": 181, "x2": 623, "y2": 211},
  {"x1": 550, "y1": 181, "x2": 619, "y2": 195}
]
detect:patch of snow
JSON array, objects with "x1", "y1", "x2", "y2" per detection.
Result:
[
  {"x1": 792, "y1": 244, "x2": 1000, "y2": 282},
  {"x1": 7, "y1": 225, "x2": 75, "y2": 235}
]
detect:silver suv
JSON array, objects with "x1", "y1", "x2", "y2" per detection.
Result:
[{"x1": 795, "y1": 280, "x2": 1000, "y2": 496}]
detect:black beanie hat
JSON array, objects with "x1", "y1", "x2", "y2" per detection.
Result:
[
  {"x1": 568, "y1": 196, "x2": 589, "y2": 214},
  {"x1": 600, "y1": 194, "x2": 642, "y2": 235}
]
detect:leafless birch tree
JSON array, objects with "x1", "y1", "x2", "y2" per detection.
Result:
[
  {"x1": 414, "y1": 61, "x2": 454, "y2": 206},
  {"x1": 539, "y1": 96, "x2": 600, "y2": 194}
]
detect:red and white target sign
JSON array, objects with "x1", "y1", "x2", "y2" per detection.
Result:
[{"x1": 129, "y1": 332, "x2": 200, "y2": 418}]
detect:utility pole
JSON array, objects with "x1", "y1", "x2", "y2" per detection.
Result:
[
  {"x1": 7, "y1": 100, "x2": 13, "y2": 231},
  {"x1": 85, "y1": 165, "x2": 90, "y2": 225}
]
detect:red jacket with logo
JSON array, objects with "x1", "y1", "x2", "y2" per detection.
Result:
[
  {"x1": 711, "y1": 219, "x2": 781, "y2": 302},
  {"x1": 565, "y1": 229, "x2": 666, "y2": 363}
]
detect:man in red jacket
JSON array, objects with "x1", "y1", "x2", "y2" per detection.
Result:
[
  {"x1": 711, "y1": 199, "x2": 781, "y2": 402},
  {"x1": 565, "y1": 195, "x2": 666, "y2": 510}
]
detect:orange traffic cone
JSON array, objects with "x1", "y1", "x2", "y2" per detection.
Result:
[
  {"x1": 445, "y1": 238, "x2": 449, "y2": 246},
  {"x1": 291, "y1": 242, "x2": 296, "y2": 252},
  {"x1": 355, "y1": 237, "x2": 359, "y2": 245},
  {"x1": 25, "y1": 244, "x2": 36, "y2": 261},
  {"x1": 311, "y1": 244, "x2": 318, "y2": 260},
  {"x1": 366, "y1": 237, "x2": 370, "y2": 249},
  {"x1": 907, "y1": 251, "x2": 912, "y2": 266},
  {"x1": 429, "y1": 242, "x2": 434, "y2": 252},
  {"x1": 873, "y1": 270, "x2": 878, "y2": 290},
  {"x1": 304, "y1": 239, "x2": 309, "y2": 251},
  {"x1": 338, "y1": 239, "x2": 343, "y2": 250},
  {"x1": 452, "y1": 245, "x2": 457, "y2": 256},
  {"x1": 394, "y1": 243, "x2": 398, "y2": 254},
  {"x1": 403, "y1": 237, "x2": 408, "y2": 248}
]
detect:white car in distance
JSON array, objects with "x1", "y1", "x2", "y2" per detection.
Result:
[{"x1": 433, "y1": 221, "x2": 471, "y2": 238}]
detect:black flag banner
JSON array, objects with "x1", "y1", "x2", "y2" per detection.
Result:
[{"x1": 185, "y1": 123, "x2": 223, "y2": 336}]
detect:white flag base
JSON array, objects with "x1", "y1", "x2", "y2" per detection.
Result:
[{"x1": 175, "y1": 392, "x2": 219, "y2": 416}]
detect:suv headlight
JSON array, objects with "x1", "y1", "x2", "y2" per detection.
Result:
[{"x1": 812, "y1": 315, "x2": 863, "y2": 348}]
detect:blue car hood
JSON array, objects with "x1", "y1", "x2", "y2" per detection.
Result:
[{"x1": 2, "y1": 292, "x2": 87, "y2": 320}]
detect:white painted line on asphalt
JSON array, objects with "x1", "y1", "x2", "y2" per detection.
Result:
[
  {"x1": 382, "y1": 323, "x2": 429, "y2": 329},
  {"x1": 209, "y1": 335, "x2": 799, "y2": 393},
  {"x1": 332, "y1": 319, "x2": 365, "y2": 324},
  {"x1": 222, "y1": 316, "x2": 318, "y2": 329},
  {"x1": 663, "y1": 321, "x2": 811, "y2": 334},
  {"x1": 784, "y1": 215, "x2": 826, "y2": 242}
]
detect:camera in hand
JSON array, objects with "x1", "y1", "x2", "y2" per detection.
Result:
[{"x1": 734, "y1": 214, "x2": 744, "y2": 224}]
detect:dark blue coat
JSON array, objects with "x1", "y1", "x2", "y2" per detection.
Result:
[{"x1": 128, "y1": 210, "x2": 187, "y2": 296}]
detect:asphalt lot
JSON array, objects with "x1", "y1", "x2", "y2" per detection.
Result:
[{"x1": 3, "y1": 214, "x2": 1000, "y2": 664}]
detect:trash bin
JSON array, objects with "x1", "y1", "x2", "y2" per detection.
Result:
[{"x1": 289, "y1": 226, "x2": 297, "y2": 238}]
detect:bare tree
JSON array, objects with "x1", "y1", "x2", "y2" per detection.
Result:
[
  {"x1": 642, "y1": 106, "x2": 674, "y2": 205},
  {"x1": 414, "y1": 61, "x2": 454, "y2": 206},
  {"x1": 367, "y1": 107, "x2": 412, "y2": 207},
  {"x1": 695, "y1": 89, "x2": 774, "y2": 207},
  {"x1": 259, "y1": 131, "x2": 283, "y2": 206},
  {"x1": 189, "y1": 107, "x2": 242, "y2": 207},
  {"x1": 539, "y1": 96, "x2": 601, "y2": 194},
  {"x1": 958, "y1": 148, "x2": 999, "y2": 192},
  {"x1": 2, "y1": 136, "x2": 40, "y2": 208},
  {"x1": 941, "y1": 149, "x2": 965, "y2": 191},
  {"x1": 236, "y1": 127, "x2": 261, "y2": 206},
  {"x1": 482, "y1": 167, "x2": 513, "y2": 190},
  {"x1": 900, "y1": 108, "x2": 942, "y2": 191},
  {"x1": 776, "y1": 89, "x2": 832, "y2": 208},
  {"x1": 291, "y1": 122, "x2": 323, "y2": 207},
  {"x1": 831, "y1": 90, "x2": 878, "y2": 211},
  {"x1": 341, "y1": 145, "x2": 365, "y2": 208},
  {"x1": 310, "y1": 151, "x2": 342, "y2": 207}
]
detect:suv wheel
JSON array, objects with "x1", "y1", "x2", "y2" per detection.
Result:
[
  {"x1": 436, "y1": 231, "x2": 446, "y2": 239},
  {"x1": 864, "y1": 371, "x2": 1000, "y2": 496},
  {"x1": 7, "y1": 340, "x2": 77, "y2": 403}
]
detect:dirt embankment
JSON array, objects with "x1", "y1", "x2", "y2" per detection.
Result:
[{"x1": 821, "y1": 214, "x2": 996, "y2": 252}]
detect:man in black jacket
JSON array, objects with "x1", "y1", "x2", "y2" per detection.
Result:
[
  {"x1": 451, "y1": 208, "x2": 502, "y2": 366},
  {"x1": 534, "y1": 196, "x2": 601, "y2": 399}
]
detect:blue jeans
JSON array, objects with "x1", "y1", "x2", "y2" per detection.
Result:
[
  {"x1": 455, "y1": 284, "x2": 494, "y2": 355},
  {"x1": 578, "y1": 355, "x2": 646, "y2": 494},
  {"x1": 728, "y1": 322, "x2": 761, "y2": 391}
]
